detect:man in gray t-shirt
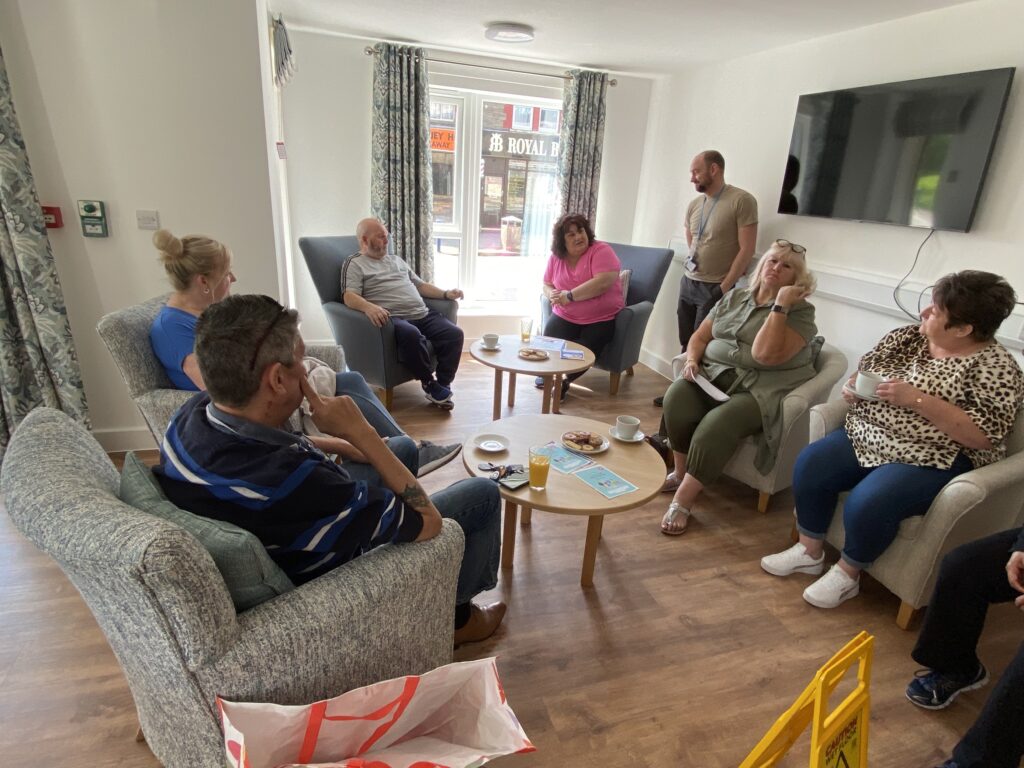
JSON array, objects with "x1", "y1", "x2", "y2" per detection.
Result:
[{"x1": 342, "y1": 218, "x2": 465, "y2": 408}]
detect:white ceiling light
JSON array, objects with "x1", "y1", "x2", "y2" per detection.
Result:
[{"x1": 484, "y1": 22, "x2": 535, "y2": 43}]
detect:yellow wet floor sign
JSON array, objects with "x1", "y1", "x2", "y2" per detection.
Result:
[{"x1": 740, "y1": 631, "x2": 873, "y2": 768}]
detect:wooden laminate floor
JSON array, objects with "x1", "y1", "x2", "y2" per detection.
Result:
[{"x1": 1, "y1": 357, "x2": 1021, "y2": 767}]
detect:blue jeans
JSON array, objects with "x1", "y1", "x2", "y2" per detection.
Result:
[
  {"x1": 430, "y1": 478, "x2": 501, "y2": 606},
  {"x1": 343, "y1": 435, "x2": 419, "y2": 484},
  {"x1": 334, "y1": 371, "x2": 403, "y2": 438},
  {"x1": 794, "y1": 428, "x2": 972, "y2": 567}
]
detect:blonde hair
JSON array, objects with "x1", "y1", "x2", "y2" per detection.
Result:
[
  {"x1": 153, "y1": 229, "x2": 230, "y2": 291},
  {"x1": 748, "y1": 241, "x2": 816, "y2": 295}
]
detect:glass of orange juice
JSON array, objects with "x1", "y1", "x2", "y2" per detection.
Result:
[{"x1": 528, "y1": 446, "x2": 551, "y2": 491}]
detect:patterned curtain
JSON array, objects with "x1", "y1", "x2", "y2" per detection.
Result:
[
  {"x1": 0, "y1": 44, "x2": 89, "y2": 461},
  {"x1": 370, "y1": 43, "x2": 435, "y2": 280},
  {"x1": 558, "y1": 70, "x2": 609, "y2": 225}
]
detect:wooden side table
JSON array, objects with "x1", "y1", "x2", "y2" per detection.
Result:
[
  {"x1": 469, "y1": 335, "x2": 596, "y2": 421},
  {"x1": 463, "y1": 413, "x2": 663, "y2": 586}
]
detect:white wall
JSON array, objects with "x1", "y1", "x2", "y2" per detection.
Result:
[
  {"x1": 279, "y1": 31, "x2": 374, "y2": 343},
  {"x1": 280, "y1": 30, "x2": 656, "y2": 343},
  {"x1": 637, "y1": 0, "x2": 1024, "y2": 376},
  {"x1": 0, "y1": 0, "x2": 280, "y2": 450}
]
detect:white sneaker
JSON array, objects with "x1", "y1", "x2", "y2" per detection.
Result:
[
  {"x1": 803, "y1": 564, "x2": 860, "y2": 609},
  {"x1": 760, "y1": 543, "x2": 825, "y2": 577}
]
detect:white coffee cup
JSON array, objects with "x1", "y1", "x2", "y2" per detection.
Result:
[
  {"x1": 615, "y1": 415, "x2": 641, "y2": 439},
  {"x1": 854, "y1": 370, "x2": 885, "y2": 398},
  {"x1": 481, "y1": 333, "x2": 499, "y2": 349}
]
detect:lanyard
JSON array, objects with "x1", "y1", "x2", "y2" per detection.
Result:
[{"x1": 696, "y1": 185, "x2": 727, "y2": 241}]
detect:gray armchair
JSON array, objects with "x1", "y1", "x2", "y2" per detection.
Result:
[
  {"x1": 810, "y1": 399, "x2": 1024, "y2": 629},
  {"x1": 1, "y1": 407, "x2": 464, "y2": 768},
  {"x1": 541, "y1": 241, "x2": 674, "y2": 394},
  {"x1": 298, "y1": 236, "x2": 458, "y2": 408},
  {"x1": 97, "y1": 296, "x2": 343, "y2": 445}
]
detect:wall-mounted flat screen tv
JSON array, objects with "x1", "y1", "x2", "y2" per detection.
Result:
[{"x1": 779, "y1": 68, "x2": 1014, "y2": 232}]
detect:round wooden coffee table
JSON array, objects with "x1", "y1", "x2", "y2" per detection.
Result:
[
  {"x1": 463, "y1": 413, "x2": 664, "y2": 587},
  {"x1": 469, "y1": 334, "x2": 596, "y2": 421}
]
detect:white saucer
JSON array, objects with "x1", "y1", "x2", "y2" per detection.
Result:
[
  {"x1": 473, "y1": 433, "x2": 509, "y2": 453},
  {"x1": 480, "y1": 345, "x2": 501, "y2": 352},
  {"x1": 843, "y1": 383, "x2": 881, "y2": 402},
  {"x1": 610, "y1": 427, "x2": 645, "y2": 443}
]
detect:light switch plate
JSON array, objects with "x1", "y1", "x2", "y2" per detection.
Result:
[{"x1": 136, "y1": 209, "x2": 160, "y2": 230}]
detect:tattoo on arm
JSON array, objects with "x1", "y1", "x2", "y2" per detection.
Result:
[{"x1": 400, "y1": 483, "x2": 430, "y2": 509}]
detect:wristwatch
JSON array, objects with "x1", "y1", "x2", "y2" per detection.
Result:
[
  {"x1": 567, "y1": 290, "x2": 575, "y2": 302},
  {"x1": 770, "y1": 304, "x2": 790, "y2": 315}
]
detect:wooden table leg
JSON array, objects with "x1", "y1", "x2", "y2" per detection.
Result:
[
  {"x1": 520, "y1": 506, "x2": 532, "y2": 527},
  {"x1": 508, "y1": 371, "x2": 517, "y2": 407},
  {"x1": 541, "y1": 376, "x2": 553, "y2": 414},
  {"x1": 501, "y1": 500, "x2": 518, "y2": 570},
  {"x1": 492, "y1": 369, "x2": 503, "y2": 421},
  {"x1": 581, "y1": 514, "x2": 605, "y2": 587},
  {"x1": 552, "y1": 374, "x2": 562, "y2": 414}
]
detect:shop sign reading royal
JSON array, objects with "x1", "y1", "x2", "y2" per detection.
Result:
[{"x1": 483, "y1": 131, "x2": 560, "y2": 161}]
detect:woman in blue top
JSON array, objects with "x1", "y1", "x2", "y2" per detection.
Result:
[{"x1": 150, "y1": 228, "x2": 459, "y2": 476}]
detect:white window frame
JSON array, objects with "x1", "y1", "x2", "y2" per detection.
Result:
[{"x1": 430, "y1": 84, "x2": 563, "y2": 304}]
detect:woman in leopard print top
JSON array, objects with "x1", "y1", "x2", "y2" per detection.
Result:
[{"x1": 762, "y1": 271, "x2": 1024, "y2": 609}]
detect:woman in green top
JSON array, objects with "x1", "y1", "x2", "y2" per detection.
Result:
[{"x1": 661, "y1": 239, "x2": 818, "y2": 535}]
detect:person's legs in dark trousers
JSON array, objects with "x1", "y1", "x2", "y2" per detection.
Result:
[
  {"x1": 543, "y1": 313, "x2": 583, "y2": 343},
  {"x1": 392, "y1": 317, "x2": 434, "y2": 382},
  {"x1": 409, "y1": 310, "x2": 464, "y2": 387},
  {"x1": 430, "y1": 477, "x2": 501, "y2": 605},
  {"x1": 912, "y1": 529, "x2": 1020, "y2": 674},
  {"x1": 334, "y1": 371, "x2": 404, "y2": 438},
  {"x1": 543, "y1": 315, "x2": 616, "y2": 387},
  {"x1": 910, "y1": 529, "x2": 1023, "y2": 767},
  {"x1": 953, "y1": 639, "x2": 1024, "y2": 768},
  {"x1": 542, "y1": 315, "x2": 584, "y2": 396}
]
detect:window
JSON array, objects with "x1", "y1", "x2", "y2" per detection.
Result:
[{"x1": 430, "y1": 88, "x2": 562, "y2": 308}]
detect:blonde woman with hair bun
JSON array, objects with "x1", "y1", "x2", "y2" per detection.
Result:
[{"x1": 149, "y1": 229, "x2": 236, "y2": 390}]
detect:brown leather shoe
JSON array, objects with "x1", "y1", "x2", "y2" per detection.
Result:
[{"x1": 453, "y1": 601, "x2": 507, "y2": 647}]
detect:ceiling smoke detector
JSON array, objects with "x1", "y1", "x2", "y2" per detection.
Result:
[{"x1": 484, "y1": 22, "x2": 535, "y2": 43}]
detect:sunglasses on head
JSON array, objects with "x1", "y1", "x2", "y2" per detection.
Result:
[
  {"x1": 774, "y1": 238, "x2": 806, "y2": 254},
  {"x1": 248, "y1": 305, "x2": 289, "y2": 372}
]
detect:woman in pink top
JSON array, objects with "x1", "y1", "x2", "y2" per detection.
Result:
[{"x1": 540, "y1": 213, "x2": 625, "y2": 401}]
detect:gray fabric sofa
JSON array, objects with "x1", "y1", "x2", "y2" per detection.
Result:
[{"x1": 1, "y1": 407, "x2": 464, "y2": 767}]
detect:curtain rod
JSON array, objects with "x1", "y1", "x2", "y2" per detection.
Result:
[{"x1": 363, "y1": 46, "x2": 617, "y2": 86}]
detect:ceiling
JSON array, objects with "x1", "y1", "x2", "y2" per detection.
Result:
[{"x1": 272, "y1": 0, "x2": 978, "y2": 74}]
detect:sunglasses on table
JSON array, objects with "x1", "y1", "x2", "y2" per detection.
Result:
[{"x1": 774, "y1": 238, "x2": 806, "y2": 254}]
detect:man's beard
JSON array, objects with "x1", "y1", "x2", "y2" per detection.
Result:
[{"x1": 695, "y1": 183, "x2": 707, "y2": 193}]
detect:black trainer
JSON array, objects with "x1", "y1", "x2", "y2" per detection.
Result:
[{"x1": 906, "y1": 663, "x2": 988, "y2": 710}]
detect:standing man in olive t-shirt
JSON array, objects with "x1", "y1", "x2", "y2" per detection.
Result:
[{"x1": 654, "y1": 150, "x2": 758, "y2": 407}]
